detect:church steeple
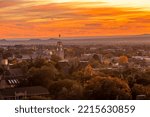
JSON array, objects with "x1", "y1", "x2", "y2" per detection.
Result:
[{"x1": 56, "y1": 34, "x2": 64, "y2": 59}]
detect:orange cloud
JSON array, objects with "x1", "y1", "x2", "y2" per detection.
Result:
[
  {"x1": 0, "y1": 1, "x2": 150, "y2": 39},
  {"x1": 0, "y1": 0, "x2": 26, "y2": 8}
]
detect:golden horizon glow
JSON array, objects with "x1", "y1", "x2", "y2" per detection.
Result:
[{"x1": 0, "y1": 0, "x2": 150, "y2": 39}]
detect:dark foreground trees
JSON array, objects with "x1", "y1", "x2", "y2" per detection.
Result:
[
  {"x1": 84, "y1": 76, "x2": 131, "y2": 100},
  {"x1": 14, "y1": 58, "x2": 150, "y2": 100},
  {"x1": 49, "y1": 79, "x2": 84, "y2": 99},
  {"x1": 27, "y1": 65, "x2": 58, "y2": 86}
]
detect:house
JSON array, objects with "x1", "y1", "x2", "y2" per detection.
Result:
[
  {"x1": 144, "y1": 57, "x2": 150, "y2": 66},
  {"x1": 0, "y1": 86, "x2": 49, "y2": 100},
  {"x1": 78, "y1": 61, "x2": 89, "y2": 69},
  {"x1": 0, "y1": 68, "x2": 25, "y2": 89},
  {"x1": 57, "y1": 59, "x2": 70, "y2": 74},
  {"x1": 81, "y1": 53, "x2": 103, "y2": 62}
]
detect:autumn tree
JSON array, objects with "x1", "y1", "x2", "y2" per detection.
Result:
[
  {"x1": 119, "y1": 55, "x2": 128, "y2": 64},
  {"x1": 136, "y1": 70, "x2": 150, "y2": 86},
  {"x1": 89, "y1": 59, "x2": 100, "y2": 68},
  {"x1": 32, "y1": 57, "x2": 47, "y2": 68},
  {"x1": 84, "y1": 64, "x2": 94, "y2": 77},
  {"x1": 92, "y1": 54, "x2": 100, "y2": 61},
  {"x1": 145, "y1": 86, "x2": 150, "y2": 99},
  {"x1": 27, "y1": 64, "x2": 58, "y2": 86},
  {"x1": 84, "y1": 76, "x2": 131, "y2": 100},
  {"x1": 0, "y1": 66, "x2": 4, "y2": 75},
  {"x1": 71, "y1": 64, "x2": 95, "y2": 85},
  {"x1": 103, "y1": 59, "x2": 111, "y2": 66},
  {"x1": 49, "y1": 79, "x2": 83, "y2": 99},
  {"x1": 131, "y1": 84, "x2": 146, "y2": 99}
]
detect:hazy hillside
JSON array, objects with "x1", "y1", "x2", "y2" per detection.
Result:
[{"x1": 0, "y1": 34, "x2": 150, "y2": 45}]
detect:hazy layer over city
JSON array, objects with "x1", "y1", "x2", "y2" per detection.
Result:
[{"x1": 0, "y1": 34, "x2": 150, "y2": 45}]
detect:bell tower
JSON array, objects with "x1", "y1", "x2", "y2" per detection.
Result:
[{"x1": 56, "y1": 34, "x2": 64, "y2": 59}]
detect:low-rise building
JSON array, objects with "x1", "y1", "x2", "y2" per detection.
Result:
[{"x1": 0, "y1": 86, "x2": 49, "y2": 100}]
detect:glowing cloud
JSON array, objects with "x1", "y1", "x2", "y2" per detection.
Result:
[{"x1": 0, "y1": 0, "x2": 150, "y2": 38}]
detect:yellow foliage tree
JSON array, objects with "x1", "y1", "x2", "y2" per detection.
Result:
[
  {"x1": 119, "y1": 55, "x2": 128, "y2": 64},
  {"x1": 84, "y1": 64, "x2": 94, "y2": 76},
  {"x1": 103, "y1": 59, "x2": 110, "y2": 65}
]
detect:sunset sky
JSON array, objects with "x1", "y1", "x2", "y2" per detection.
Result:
[{"x1": 0, "y1": 0, "x2": 150, "y2": 39}]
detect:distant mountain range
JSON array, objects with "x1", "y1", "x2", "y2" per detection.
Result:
[{"x1": 0, "y1": 34, "x2": 150, "y2": 45}]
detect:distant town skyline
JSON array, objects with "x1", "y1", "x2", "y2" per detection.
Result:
[{"x1": 0, "y1": 0, "x2": 150, "y2": 39}]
